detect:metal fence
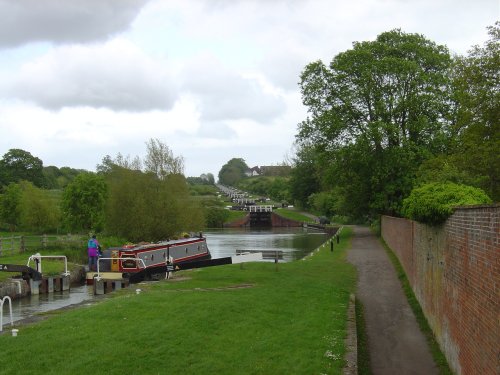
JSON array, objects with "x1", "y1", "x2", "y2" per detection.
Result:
[{"x1": 0, "y1": 234, "x2": 86, "y2": 256}]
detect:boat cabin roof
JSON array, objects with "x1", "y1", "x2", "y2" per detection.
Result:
[{"x1": 118, "y1": 236, "x2": 204, "y2": 252}]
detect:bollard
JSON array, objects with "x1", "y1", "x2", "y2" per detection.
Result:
[
  {"x1": 94, "y1": 278, "x2": 104, "y2": 295},
  {"x1": 30, "y1": 279, "x2": 40, "y2": 295},
  {"x1": 62, "y1": 275, "x2": 70, "y2": 291},
  {"x1": 47, "y1": 278, "x2": 54, "y2": 293}
]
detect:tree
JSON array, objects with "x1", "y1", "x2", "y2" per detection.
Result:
[
  {"x1": 452, "y1": 22, "x2": 500, "y2": 200},
  {"x1": 105, "y1": 168, "x2": 204, "y2": 241},
  {"x1": 144, "y1": 138, "x2": 184, "y2": 179},
  {"x1": 297, "y1": 29, "x2": 454, "y2": 218},
  {"x1": 218, "y1": 158, "x2": 248, "y2": 186},
  {"x1": 18, "y1": 181, "x2": 60, "y2": 233},
  {"x1": 0, "y1": 149, "x2": 44, "y2": 187},
  {"x1": 61, "y1": 172, "x2": 107, "y2": 232},
  {"x1": 0, "y1": 183, "x2": 22, "y2": 230},
  {"x1": 288, "y1": 145, "x2": 321, "y2": 208},
  {"x1": 200, "y1": 173, "x2": 215, "y2": 185}
]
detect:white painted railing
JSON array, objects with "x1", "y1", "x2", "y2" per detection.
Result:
[
  {"x1": 0, "y1": 296, "x2": 13, "y2": 332},
  {"x1": 248, "y1": 205, "x2": 273, "y2": 212},
  {"x1": 26, "y1": 254, "x2": 70, "y2": 276}
]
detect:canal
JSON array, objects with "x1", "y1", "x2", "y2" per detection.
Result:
[
  {"x1": 205, "y1": 227, "x2": 330, "y2": 261},
  {"x1": 3, "y1": 227, "x2": 330, "y2": 326}
]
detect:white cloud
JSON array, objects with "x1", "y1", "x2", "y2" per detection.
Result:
[
  {"x1": 182, "y1": 53, "x2": 286, "y2": 122},
  {"x1": 0, "y1": 0, "x2": 150, "y2": 48},
  {"x1": 1, "y1": 39, "x2": 177, "y2": 111}
]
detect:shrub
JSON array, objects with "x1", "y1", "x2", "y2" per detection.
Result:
[{"x1": 402, "y1": 182, "x2": 492, "y2": 225}]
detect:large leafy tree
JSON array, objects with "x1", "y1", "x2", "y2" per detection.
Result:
[
  {"x1": 0, "y1": 149, "x2": 44, "y2": 187},
  {"x1": 105, "y1": 167, "x2": 203, "y2": 241},
  {"x1": 296, "y1": 29, "x2": 453, "y2": 218},
  {"x1": 61, "y1": 172, "x2": 107, "y2": 232},
  {"x1": 218, "y1": 158, "x2": 248, "y2": 186},
  {"x1": 289, "y1": 145, "x2": 321, "y2": 208},
  {"x1": 452, "y1": 22, "x2": 500, "y2": 200}
]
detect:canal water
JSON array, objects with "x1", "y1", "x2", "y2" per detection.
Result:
[
  {"x1": 205, "y1": 227, "x2": 330, "y2": 261},
  {"x1": 2, "y1": 227, "x2": 330, "y2": 326}
]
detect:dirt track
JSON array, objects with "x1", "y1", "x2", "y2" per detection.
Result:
[{"x1": 347, "y1": 226, "x2": 438, "y2": 375}]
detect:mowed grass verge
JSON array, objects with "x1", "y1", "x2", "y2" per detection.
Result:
[{"x1": 0, "y1": 228, "x2": 355, "y2": 375}]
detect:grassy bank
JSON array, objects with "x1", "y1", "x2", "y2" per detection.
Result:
[
  {"x1": 0, "y1": 229, "x2": 355, "y2": 375},
  {"x1": 274, "y1": 208, "x2": 315, "y2": 223}
]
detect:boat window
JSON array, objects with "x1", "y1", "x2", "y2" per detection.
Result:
[{"x1": 121, "y1": 255, "x2": 136, "y2": 269}]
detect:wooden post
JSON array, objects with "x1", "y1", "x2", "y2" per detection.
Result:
[{"x1": 20, "y1": 236, "x2": 26, "y2": 253}]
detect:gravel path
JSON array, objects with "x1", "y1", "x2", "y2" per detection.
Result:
[{"x1": 347, "y1": 226, "x2": 438, "y2": 375}]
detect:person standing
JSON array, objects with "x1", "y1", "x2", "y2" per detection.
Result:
[{"x1": 87, "y1": 234, "x2": 100, "y2": 271}]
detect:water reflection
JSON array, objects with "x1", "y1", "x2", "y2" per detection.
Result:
[
  {"x1": 6, "y1": 284, "x2": 100, "y2": 324},
  {"x1": 205, "y1": 227, "x2": 330, "y2": 262}
]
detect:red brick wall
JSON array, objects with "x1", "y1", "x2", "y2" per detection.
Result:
[{"x1": 382, "y1": 205, "x2": 499, "y2": 375}]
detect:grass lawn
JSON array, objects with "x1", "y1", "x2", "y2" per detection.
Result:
[
  {"x1": 274, "y1": 208, "x2": 316, "y2": 223},
  {"x1": 225, "y1": 209, "x2": 248, "y2": 222},
  {"x1": 0, "y1": 252, "x2": 83, "y2": 282},
  {"x1": 0, "y1": 228, "x2": 355, "y2": 375}
]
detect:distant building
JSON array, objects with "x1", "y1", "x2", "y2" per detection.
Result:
[{"x1": 245, "y1": 166, "x2": 261, "y2": 177}]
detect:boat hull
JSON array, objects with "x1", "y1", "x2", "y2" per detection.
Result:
[{"x1": 89, "y1": 236, "x2": 211, "y2": 283}]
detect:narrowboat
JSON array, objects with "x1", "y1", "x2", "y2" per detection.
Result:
[{"x1": 88, "y1": 234, "x2": 211, "y2": 283}]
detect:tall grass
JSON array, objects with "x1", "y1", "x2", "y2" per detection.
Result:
[{"x1": 0, "y1": 228, "x2": 355, "y2": 375}]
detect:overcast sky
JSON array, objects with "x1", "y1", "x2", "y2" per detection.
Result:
[{"x1": 0, "y1": 0, "x2": 498, "y2": 177}]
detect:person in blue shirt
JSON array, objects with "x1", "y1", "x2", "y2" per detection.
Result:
[{"x1": 87, "y1": 235, "x2": 100, "y2": 271}]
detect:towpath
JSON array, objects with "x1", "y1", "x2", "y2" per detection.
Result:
[{"x1": 346, "y1": 226, "x2": 438, "y2": 375}]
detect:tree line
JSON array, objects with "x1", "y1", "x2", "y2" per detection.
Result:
[
  {"x1": 289, "y1": 24, "x2": 498, "y2": 222},
  {"x1": 0, "y1": 139, "x2": 207, "y2": 241}
]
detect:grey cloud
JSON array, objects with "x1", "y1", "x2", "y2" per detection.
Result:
[
  {"x1": 0, "y1": 0, "x2": 149, "y2": 48},
  {"x1": 3, "y1": 42, "x2": 177, "y2": 111}
]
